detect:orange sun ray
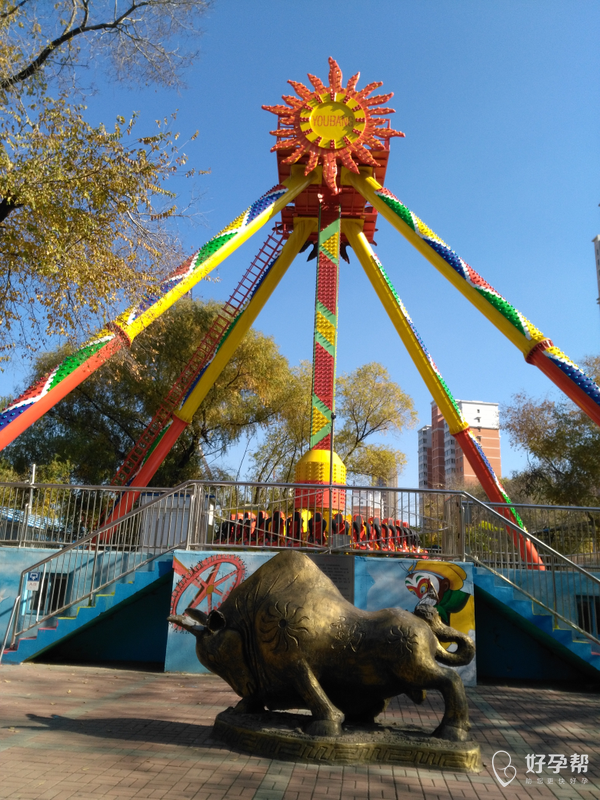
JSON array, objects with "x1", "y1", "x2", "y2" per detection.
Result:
[
  {"x1": 288, "y1": 80, "x2": 313, "y2": 102},
  {"x1": 282, "y1": 146, "x2": 308, "y2": 165},
  {"x1": 328, "y1": 57, "x2": 343, "y2": 93},
  {"x1": 356, "y1": 81, "x2": 384, "y2": 100},
  {"x1": 263, "y1": 59, "x2": 405, "y2": 194},
  {"x1": 339, "y1": 148, "x2": 360, "y2": 174},
  {"x1": 346, "y1": 72, "x2": 360, "y2": 92},
  {"x1": 304, "y1": 150, "x2": 319, "y2": 174},
  {"x1": 363, "y1": 93, "x2": 394, "y2": 106},
  {"x1": 307, "y1": 73, "x2": 327, "y2": 93}
]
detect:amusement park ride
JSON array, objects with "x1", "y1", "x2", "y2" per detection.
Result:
[{"x1": 1, "y1": 58, "x2": 599, "y2": 555}]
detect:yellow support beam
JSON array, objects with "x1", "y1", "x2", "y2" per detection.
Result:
[
  {"x1": 174, "y1": 217, "x2": 317, "y2": 423},
  {"x1": 342, "y1": 168, "x2": 542, "y2": 356},
  {"x1": 121, "y1": 167, "x2": 321, "y2": 342},
  {"x1": 343, "y1": 220, "x2": 468, "y2": 435}
]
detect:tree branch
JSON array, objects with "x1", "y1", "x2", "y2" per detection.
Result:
[{"x1": 1, "y1": 2, "x2": 150, "y2": 89}]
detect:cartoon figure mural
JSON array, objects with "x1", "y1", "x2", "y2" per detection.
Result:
[
  {"x1": 405, "y1": 561, "x2": 471, "y2": 627},
  {"x1": 353, "y1": 556, "x2": 476, "y2": 686}
]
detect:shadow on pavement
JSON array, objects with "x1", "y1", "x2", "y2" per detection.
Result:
[{"x1": 19, "y1": 713, "x2": 216, "y2": 747}]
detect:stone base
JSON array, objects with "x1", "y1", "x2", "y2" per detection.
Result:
[{"x1": 212, "y1": 709, "x2": 482, "y2": 772}]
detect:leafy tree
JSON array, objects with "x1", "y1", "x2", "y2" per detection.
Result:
[
  {"x1": 502, "y1": 356, "x2": 600, "y2": 506},
  {"x1": 3, "y1": 298, "x2": 295, "y2": 486},
  {"x1": 249, "y1": 362, "x2": 416, "y2": 485},
  {"x1": 0, "y1": 0, "x2": 211, "y2": 356}
]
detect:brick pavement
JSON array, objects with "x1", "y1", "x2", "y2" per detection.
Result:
[{"x1": 0, "y1": 664, "x2": 598, "y2": 800}]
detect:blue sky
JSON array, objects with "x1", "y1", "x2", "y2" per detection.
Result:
[{"x1": 3, "y1": 0, "x2": 600, "y2": 486}]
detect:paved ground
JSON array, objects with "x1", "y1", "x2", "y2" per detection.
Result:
[{"x1": 0, "y1": 663, "x2": 599, "y2": 800}]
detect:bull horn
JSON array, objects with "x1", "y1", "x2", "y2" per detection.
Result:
[{"x1": 184, "y1": 607, "x2": 209, "y2": 625}]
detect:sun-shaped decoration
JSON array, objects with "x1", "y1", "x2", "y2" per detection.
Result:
[{"x1": 263, "y1": 57, "x2": 405, "y2": 194}]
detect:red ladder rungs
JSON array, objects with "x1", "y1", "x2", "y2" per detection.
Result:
[{"x1": 111, "y1": 230, "x2": 287, "y2": 487}]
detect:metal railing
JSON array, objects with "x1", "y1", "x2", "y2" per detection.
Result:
[
  {"x1": 0, "y1": 482, "x2": 171, "y2": 547},
  {"x1": 462, "y1": 499, "x2": 600, "y2": 646},
  {"x1": 4, "y1": 479, "x2": 600, "y2": 655},
  {"x1": 474, "y1": 500, "x2": 600, "y2": 569},
  {"x1": 8, "y1": 482, "x2": 202, "y2": 648}
]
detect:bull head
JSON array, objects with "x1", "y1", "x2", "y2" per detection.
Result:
[{"x1": 167, "y1": 607, "x2": 255, "y2": 698}]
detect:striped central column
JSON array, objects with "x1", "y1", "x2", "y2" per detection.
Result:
[
  {"x1": 311, "y1": 215, "x2": 339, "y2": 451},
  {"x1": 295, "y1": 210, "x2": 346, "y2": 513}
]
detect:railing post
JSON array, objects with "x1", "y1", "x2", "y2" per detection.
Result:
[
  {"x1": 1, "y1": 593, "x2": 21, "y2": 660},
  {"x1": 458, "y1": 496, "x2": 466, "y2": 561},
  {"x1": 89, "y1": 543, "x2": 98, "y2": 606},
  {"x1": 187, "y1": 485, "x2": 197, "y2": 550}
]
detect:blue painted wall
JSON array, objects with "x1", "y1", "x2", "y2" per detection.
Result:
[{"x1": 0, "y1": 546, "x2": 53, "y2": 645}]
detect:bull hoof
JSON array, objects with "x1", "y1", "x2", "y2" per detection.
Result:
[
  {"x1": 232, "y1": 696, "x2": 265, "y2": 715},
  {"x1": 432, "y1": 723, "x2": 470, "y2": 742},
  {"x1": 305, "y1": 719, "x2": 342, "y2": 737}
]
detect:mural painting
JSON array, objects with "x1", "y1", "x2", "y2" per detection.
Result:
[{"x1": 165, "y1": 551, "x2": 476, "y2": 682}]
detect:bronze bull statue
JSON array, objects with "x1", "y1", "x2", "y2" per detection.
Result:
[{"x1": 168, "y1": 551, "x2": 475, "y2": 741}]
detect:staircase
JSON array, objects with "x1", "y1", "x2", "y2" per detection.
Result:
[
  {"x1": 473, "y1": 566, "x2": 600, "y2": 678},
  {"x1": 1, "y1": 481, "x2": 203, "y2": 665},
  {"x1": 1, "y1": 554, "x2": 173, "y2": 664},
  {"x1": 463, "y1": 494, "x2": 600, "y2": 679}
]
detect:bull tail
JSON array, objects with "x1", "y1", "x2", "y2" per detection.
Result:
[{"x1": 413, "y1": 604, "x2": 475, "y2": 667}]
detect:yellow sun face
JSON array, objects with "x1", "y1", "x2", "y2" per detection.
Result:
[{"x1": 263, "y1": 58, "x2": 405, "y2": 194}]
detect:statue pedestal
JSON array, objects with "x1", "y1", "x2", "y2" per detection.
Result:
[{"x1": 212, "y1": 709, "x2": 482, "y2": 773}]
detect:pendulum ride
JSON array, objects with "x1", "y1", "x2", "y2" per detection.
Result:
[{"x1": 2, "y1": 59, "x2": 600, "y2": 564}]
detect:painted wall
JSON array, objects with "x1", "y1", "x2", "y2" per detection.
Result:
[
  {"x1": 164, "y1": 550, "x2": 476, "y2": 686},
  {"x1": 0, "y1": 547, "x2": 53, "y2": 646}
]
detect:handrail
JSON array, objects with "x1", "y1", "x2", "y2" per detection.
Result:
[
  {"x1": 0, "y1": 482, "x2": 173, "y2": 491},
  {"x1": 13, "y1": 480, "x2": 194, "y2": 573},
  {"x1": 9, "y1": 481, "x2": 198, "y2": 647},
  {"x1": 0, "y1": 594, "x2": 20, "y2": 665},
  {"x1": 471, "y1": 558, "x2": 600, "y2": 648},
  {"x1": 474, "y1": 499, "x2": 600, "y2": 514},
  {"x1": 461, "y1": 490, "x2": 600, "y2": 585}
]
